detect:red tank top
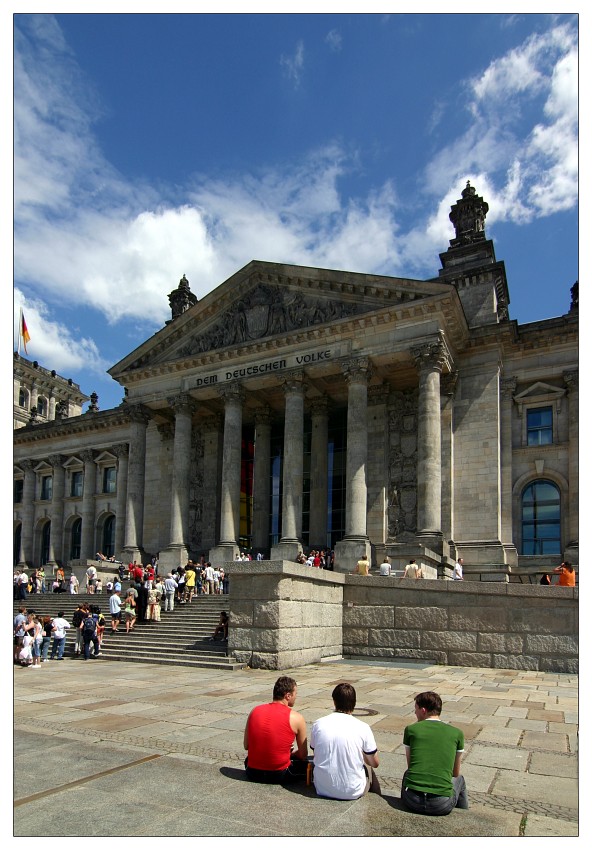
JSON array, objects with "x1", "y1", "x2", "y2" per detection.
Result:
[{"x1": 246, "y1": 702, "x2": 295, "y2": 771}]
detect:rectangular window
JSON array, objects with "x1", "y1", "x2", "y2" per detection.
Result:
[
  {"x1": 14, "y1": 479, "x2": 24, "y2": 503},
  {"x1": 527, "y1": 407, "x2": 553, "y2": 446},
  {"x1": 71, "y1": 470, "x2": 83, "y2": 498},
  {"x1": 103, "y1": 466, "x2": 116, "y2": 494},
  {"x1": 40, "y1": 475, "x2": 53, "y2": 501}
]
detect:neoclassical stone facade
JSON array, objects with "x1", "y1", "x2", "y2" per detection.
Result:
[{"x1": 13, "y1": 184, "x2": 578, "y2": 576}]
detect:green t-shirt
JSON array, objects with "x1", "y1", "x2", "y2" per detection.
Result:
[{"x1": 403, "y1": 719, "x2": 464, "y2": 796}]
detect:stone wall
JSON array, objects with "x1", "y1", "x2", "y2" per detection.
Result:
[
  {"x1": 227, "y1": 564, "x2": 578, "y2": 673},
  {"x1": 344, "y1": 577, "x2": 577, "y2": 673},
  {"x1": 227, "y1": 561, "x2": 344, "y2": 670}
]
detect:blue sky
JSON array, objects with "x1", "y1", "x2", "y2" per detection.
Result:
[{"x1": 10, "y1": 7, "x2": 580, "y2": 413}]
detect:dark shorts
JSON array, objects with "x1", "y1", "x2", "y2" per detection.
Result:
[{"x1": 244, "y1": 755, "x2": 308, "y2": 785}]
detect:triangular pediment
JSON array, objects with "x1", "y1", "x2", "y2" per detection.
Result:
[
  {"x1": 111, "y1": 261, "x2": 456, "y2": 377},
  {"x1": 514, "y1": 382, "x2": 566, "y2": 402}
]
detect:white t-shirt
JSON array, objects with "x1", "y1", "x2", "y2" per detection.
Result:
[
  {"x1": 311, "y1": 712, "x2": 378, "y2": 800},
  {"x1": 379, "y1": 561, "x2": 391, "y2": 575},
  {"x1": 453, "y1": 561, "x2": 463, "y2": 580}
]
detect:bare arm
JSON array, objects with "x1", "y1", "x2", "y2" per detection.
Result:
[
  {"x1": 291, "y1": 711, "x2": 308, "y2": 759},
  {"x1": 452, "y1": 752, "x2": 462, "y2": 778},
  {"x1": 405, "y1": 746, "x2": 411, "y2": 768},
  {"x1": 363, "y1": 751, "x2": 380, "y2": 768}
]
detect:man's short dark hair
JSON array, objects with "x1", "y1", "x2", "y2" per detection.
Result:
[
  {"x1": 415, "y1": 691, "x2": 442, "y2": 716},
  {"x1": 273, "y1": 676, "x2": 297, "y2": 700},
  {"x1": 332, "y1": 682, "x2": 356, "y2": 713}
]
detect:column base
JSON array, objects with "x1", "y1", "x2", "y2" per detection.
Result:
[
  {"x1": 121, "y1": 547, "x2": 146, "y2": 567},
  {"x1": 209, "y1": 543, "x2": 240, "y2": 564},
  {"x1": 270, "y1": 541, "x2": 303, "y2": 562},
  {"x1": 333, "y1": 538, "x2": 371, "y2": 573},
  {"x1": 414, "y1": 532, "x2": 447, "y2": 558},
  {"x1": 158, "y1": 545, "x2": 189, "y2": 572}
]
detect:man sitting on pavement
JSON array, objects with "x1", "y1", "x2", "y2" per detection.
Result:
[
  {"x1": 243, "y1": 676, "x2": 308, "y2": 783},
  {"x1": 310, "y1": 682, "x2": 381, "y2": 800},
  {"x1": 401, "y1": 690, "x2": 468, "y2": 816}
]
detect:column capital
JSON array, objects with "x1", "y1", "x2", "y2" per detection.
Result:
[
  {"x1": 563, "y1": 369, "x2": 578, "y2": 393},
  {"x1": 124, "y1": 403, "x2": 152, "y2": 425},
  {"x1": 48, "y1": 454, "x2": 66, "y2": 468},
  {"x1": 217, "y1": 382, "x2": 245, "y2": 405},
  {"x1": 500, "y1": 376, "x2": 518, "y2": 400},
  {"x1": 167, "y1": 392, "x2": 197, "y2": 415},
  {"x1": 281, "y1": 370, "x2": 306, "y2": 395},
  {"x1": 441, "y1": 371, "x2": 459, "y2": 398},
  {"x1": 309, "y1": 396, "x2": 330, "y2": 417},
  {"x1": 157, "y1": 423, "x2": 174, "y2": 441},
  {"x1": 254, "y1": 405, "x2": 273, "y2": 427},
  {"x1": 80, "y1": 449, "x2": 96, "y2": 464},
  {"x1": 112, "y1": 442, "x2": 130, "y2": 458},
  {"x1": 19, "y1": 458, "x2": 35, "y2": 472},
  {"x1": 411, "y1": 334, "x2": 452, "y2": 374},
  {"x1": 342, "y1": 356, "x2": 372, "y2": 384}
]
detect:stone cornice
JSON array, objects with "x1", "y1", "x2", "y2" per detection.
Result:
[{"x1": 13, "y1": 408, "x2": 130, "y2": 446}]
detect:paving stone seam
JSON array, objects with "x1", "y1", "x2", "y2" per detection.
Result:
[{"x1": 15, "y1": 721, "x2": 578, "y2": 821}]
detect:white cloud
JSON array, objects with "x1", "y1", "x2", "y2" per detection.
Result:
[
  {"x1": 325, "y1": 29, "x2": 342, "y2": 52},
  {"x1": 14, "y1": 288, "x2": 109, "y2": 376},
  {"x1": 280, "y1": 40, "x2": 305, "y2": 88}
]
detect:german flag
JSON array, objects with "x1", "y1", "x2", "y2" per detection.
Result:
[{"x1": 20, "y1": 309, "x2": 31, "y2": 353}]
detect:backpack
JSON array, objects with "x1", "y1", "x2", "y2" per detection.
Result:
[{"x1": 82, "y1": 616, "x2": 96, "y2": 636}]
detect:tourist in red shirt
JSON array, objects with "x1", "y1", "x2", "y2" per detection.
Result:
[{"x1": 244, "y1": 676, "x2": 308, "y2": 783}]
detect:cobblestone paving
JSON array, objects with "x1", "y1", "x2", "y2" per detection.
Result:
[{"x1": 14, "y1": 659, "x2": 579, "y2": 835}]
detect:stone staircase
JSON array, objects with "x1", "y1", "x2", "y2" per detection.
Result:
[{"x1": 13, "y1": 592, "x2": 244, "y2": 670}]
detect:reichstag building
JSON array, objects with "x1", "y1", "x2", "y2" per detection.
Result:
[{"x1": 13, "y1": 183, "x2": 578, "y2": 576}]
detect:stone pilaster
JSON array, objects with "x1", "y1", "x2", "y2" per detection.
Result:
[
  {"x1": 47, "y1": 454, "x2": 66, "y2": 565},
  {"x1": 334, "y1": 358, "x2": 372, "y2": 572},
  {"x1": 271, "y1": 372, "x2": 305, "y2": 562},
  {"x1": 252, "y1": 407, "x2": 272, "y2": 554},
  {"x1": 564, "y1": 369, "x2": 578, "y2": 555},
  {"x1": 80, "y1": 449, "x2": 97, "y2": 560},
  {"x1": 500, "y1": 377, "x2": 518, "y2": 566},
  {"x1": 112, "y1": 443, "x2": 129, "y2": 561},
  {"x1": 308, "y1": 397, "x2": 329, "y2": 549},
  {"x1": 17, "y1": 459, "x2": 35, "y2": 567},
  {"x1": 210, "y1": 384, "x2": 244, "y2": 562},
  {"x1": 122, "y1": 405, "x2": 150, "y2": 563},
  {"x1": 411, "y1": 335, "x2": 451, "y2": 554}
]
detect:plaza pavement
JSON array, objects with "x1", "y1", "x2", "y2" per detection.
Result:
[{"x1": 13, "y1": 657, "x2": 578, "y2": 839}]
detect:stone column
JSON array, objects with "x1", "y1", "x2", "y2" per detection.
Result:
[
  {"x1": 411, "y1": 336, "x2": 451, "y2": 554},
  {"x1": 17, "y1": 459, "x2": 35, "y2": 567},
  {"x1": 252, "y1": 406, "x2": 272, "y2": 555},
  {"x1": 308, "y1": 397, "x2": 329, "y2": 549},
  {"x1": 209, "y1": 384, "x2": 244, "y2": 563},
  {"x1": 500, "y1": 377, "x2": 518, "y2": 565},
  {"x1": 440, "y1": 373, "x2": 458, "y2": 552},
  {"x1": 48, "y1": 391, "x2": 57, "y2": 421},
  {"x1": 271, "y1": 372, "x2": 305, "y2": 561},
  {"x1": 159, "y1": 394, "x2": 195, "y2": 570},
  {"x1": 122, "y1": 405, "x2": 150, "y2": 564},
  {"x1": 113, "y1": 443, "x2": 129, "y2": 561},
  {"x1": 564, "y1": 369, "x2": 578, "y2": 556},
  {"x1": 80, "y1": 450, "x2": 97, "y2": 560},
  {"x1": 47, "y1": 454, "x2": 66, "y2": 566},
  {"x1": 202, "y1": 416, "x2": 223, "y2": 552},
  {"x1": 334, "y1": 359, "x2": 371, "y2": 571}
]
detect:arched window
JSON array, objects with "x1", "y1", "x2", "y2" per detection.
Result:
[
  {"x1": 521, "y1": 480, "x2": 561, "y2": 555},
  {"x1": 102, "y1": 515, "x2": 115, "y2": 558},
  {"x1": 37, "y1": 396, "x2": 48, "y2": 417},
  {"x1": 19, "y1": 387, "x2": 29, "y2": 409},
  {"x1": 41, "y1": 521, "x2": 51, "y2": 565},
  {"x1": 70, "y1": 517, "x2": 82, "y2": 560}
]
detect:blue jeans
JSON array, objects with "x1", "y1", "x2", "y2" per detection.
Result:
[
  {"x1": 401, "y1": 770, "x2": 468, "y2": 815},
  {"x1": 83, "y1": 635, "x2": 100, "y2": 659},
  {"x1": 50, "y1": 636, "x2": 66, "y2": 659},
  {"x1": 41, "y1": 636, "x2": 51, "y2": 660}
]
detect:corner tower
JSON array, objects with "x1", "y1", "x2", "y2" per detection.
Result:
[{"x1": 438, "y1": 181, "x2": 510, "y2": 327}]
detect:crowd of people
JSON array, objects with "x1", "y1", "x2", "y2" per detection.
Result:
[
  {"x1": 244, "y1": 676, "x2": 468, "y2": 815},
  {"x1": 13, "y1": 603, "x2": 107, "y2": 666}
]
